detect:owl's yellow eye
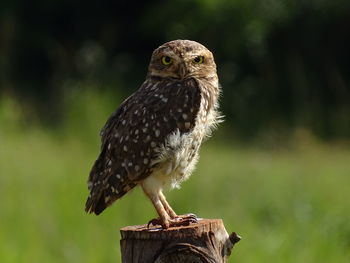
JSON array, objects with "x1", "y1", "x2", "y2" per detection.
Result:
[
  {"x1": 161, "y1": 56, "x2": 172, "y2": 65},
  {"x1": 193, "y1": 56, "x2": 204, "y2": 64}
]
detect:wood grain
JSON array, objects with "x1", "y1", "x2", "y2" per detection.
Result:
[{"x1": 120, "y1": 219, "x2": 240, "y2": 263}]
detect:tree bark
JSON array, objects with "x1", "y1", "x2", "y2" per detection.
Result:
[{"x1": 120, "y1": 218, "x2": 240, "y2": 263}]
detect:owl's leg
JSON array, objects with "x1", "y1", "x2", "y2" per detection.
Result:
[
  {"x1": 142, "y1": 178, "x2": 196, "y2": 229},
  {"x1": 142, "y1": 185, "x2": 171, "y2": 228},
  {"x1": 152, "y1": 195, "x2": 171, "y2": 228},
  {"x1": 160, "y1": 192, "x2": 198, "y2": 225},
  {"x1": 148, "y1": 195, "x2": 171, "y2": 228},
  {"x1": 159, "y1": 191, "x2": 177, "y2": 219}
]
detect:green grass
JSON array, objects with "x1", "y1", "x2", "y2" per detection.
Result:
[{"x1": 1, "y1": 94, "x2": 349, "y2": 262}]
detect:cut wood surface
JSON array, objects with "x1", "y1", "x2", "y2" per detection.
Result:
[{"x1": 120, "y1": 218, "x2": 240, "y2": 263}]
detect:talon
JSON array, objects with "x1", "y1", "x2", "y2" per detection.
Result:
[
  {"x1": 177, "y1": 213, "x2": 198, "y2": 223},
  {"x1": 147, "y1": 218, "x2": 161, "y2": 228},
  {"x1": 169, "y1": 214, "x2": 198, "y2": 227},
  {"x1": 147, "y1": 218, "x2": 169, "y2": 229},
  {"x1": 147, "y1": 214, "x2": 198, "y2": 229}
]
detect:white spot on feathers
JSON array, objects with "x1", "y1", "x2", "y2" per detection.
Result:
[{"x1": 155, "y1": 130, "x2": 160, "y2": 137}]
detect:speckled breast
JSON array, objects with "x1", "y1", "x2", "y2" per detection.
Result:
[{"x1": 159, "y1": 87, "x2": 218, "y2": 189}]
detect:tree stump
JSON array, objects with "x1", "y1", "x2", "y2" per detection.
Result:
[{"x1": 120, "y1": 218, "x2": 240, "y2": 263}]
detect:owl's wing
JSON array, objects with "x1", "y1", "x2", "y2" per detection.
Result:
[{"x1": 85, "y1": 78, "x2": 202, "y2": 214}]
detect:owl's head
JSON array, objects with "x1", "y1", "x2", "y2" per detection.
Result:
[{"x1": 147, "y1": 40, "x2": 217, "y2": 80}]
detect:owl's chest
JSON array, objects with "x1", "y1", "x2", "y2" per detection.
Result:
[
  {"x1": 151, "y1": 130, "x2": 200, "y2": 189},
  {"x1": 153, "y1": 95, "x2": 218, "y2": 189}
]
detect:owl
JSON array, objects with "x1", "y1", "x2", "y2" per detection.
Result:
[{"x1": 85, "y1": 40, "x2": 221, "y2": 229}]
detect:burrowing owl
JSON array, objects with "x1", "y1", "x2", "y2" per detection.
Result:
[{"x1": 85, "y1": 40, "x2": 221, "y2": 228}]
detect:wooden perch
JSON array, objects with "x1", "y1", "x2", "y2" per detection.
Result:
[{"x1": 120, "y1": 218, "x2": 240, "y2": 263}]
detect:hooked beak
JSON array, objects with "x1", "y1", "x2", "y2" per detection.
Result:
[{"x1": 178, "y1": 63, "x2": 187, "y2": 79}]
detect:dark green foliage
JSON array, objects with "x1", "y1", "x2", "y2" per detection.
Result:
[{"x1": 1, "y1": 0, "x2": 349, "y2": 138}]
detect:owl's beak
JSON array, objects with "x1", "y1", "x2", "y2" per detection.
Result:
[{"x1": 178, "y1": 63, "x2": 187, "y2": 79}]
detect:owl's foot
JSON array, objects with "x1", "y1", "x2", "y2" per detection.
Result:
[
  {"x1": 147, "y1": 214, "x2": 198, "y2": 229},
  {"x1": 177, "y1": 213, "x2": 198, "y2": 221},
  {"x1": 176, "y1": 213, "x2": 198, "y2": 223},
  {"x1": 147, "y1": 218, "x2": 164, "y2": 228},
  {"x1": 170, "y1": 213, "x2": 198, "y2": 227}
]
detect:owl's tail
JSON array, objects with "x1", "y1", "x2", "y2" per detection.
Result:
[
  {"x1": 85, "y1": 182, "x2": 137, "y2": 215},
  {"x1": 85, "y1": 148, "x2": 138, "y2": 215},
  {"x1": 85, "y1": 194, "x2": 108, "y2": 215}
]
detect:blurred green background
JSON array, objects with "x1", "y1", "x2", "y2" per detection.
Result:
[{"x1": 1, "y1": 0, "x2": 350, "y2": 262}]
